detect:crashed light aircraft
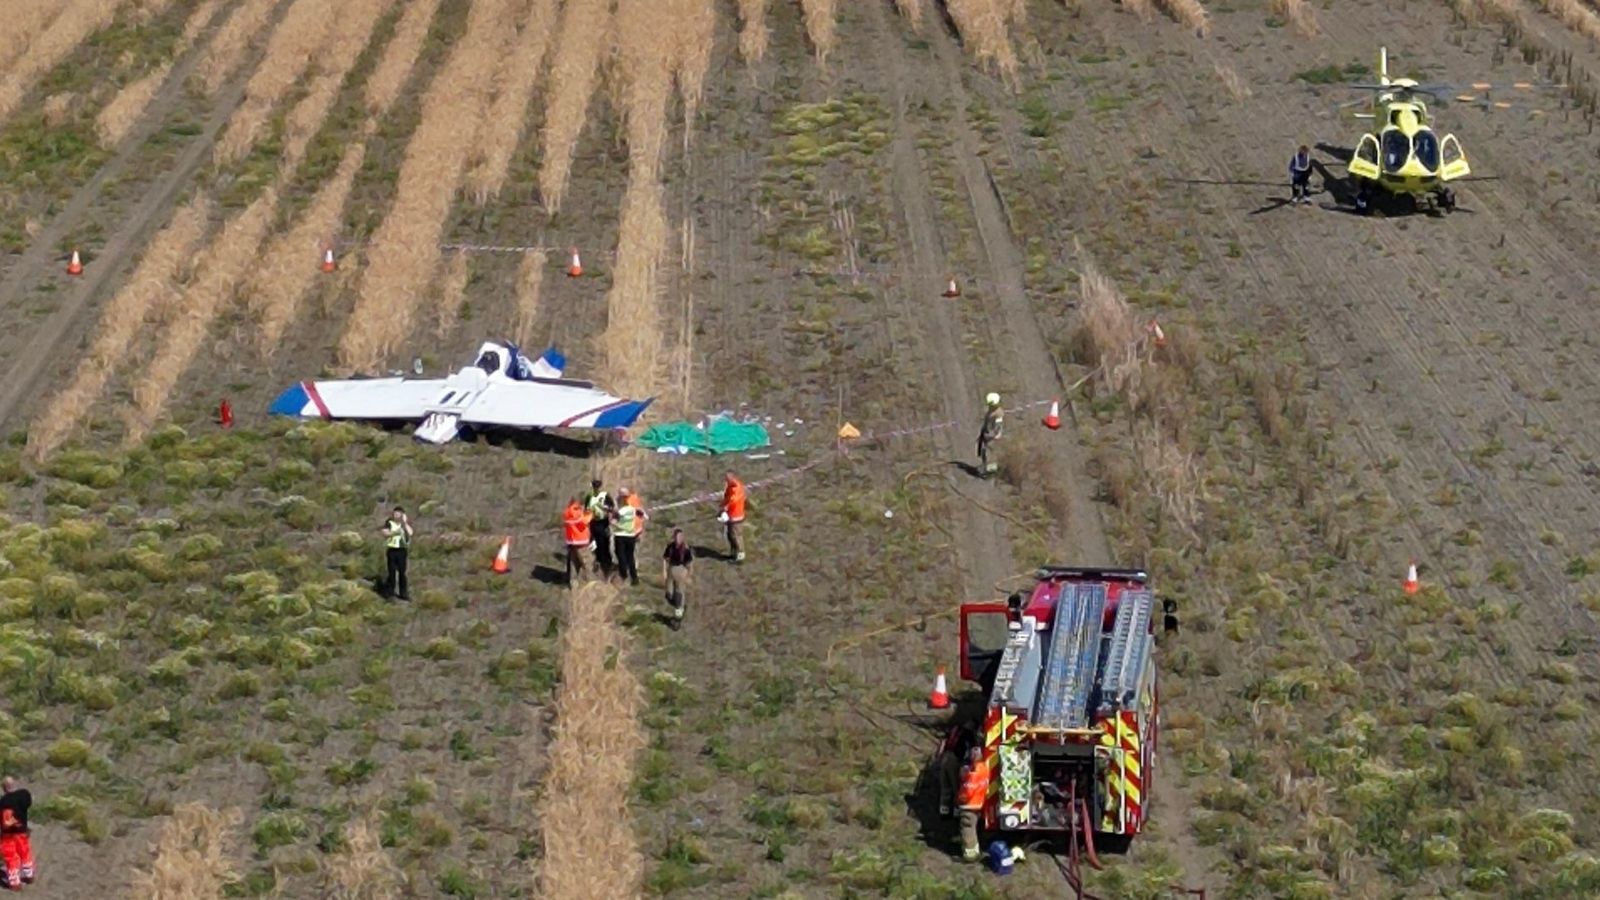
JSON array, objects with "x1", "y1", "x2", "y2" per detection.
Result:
[{"x1": 270, "y1": 342, "x2": 653, "y2": 444}]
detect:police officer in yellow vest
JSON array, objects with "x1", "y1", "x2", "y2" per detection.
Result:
[
  {"x1": 379, "y1": 506, "x2": 413, "y2": 600},
  {"x1": 612, "y1": 488, "x2": 645, "y2": 586}
]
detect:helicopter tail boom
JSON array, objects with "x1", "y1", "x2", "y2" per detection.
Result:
[{"x1": 1379, "y1": 46, "x2": 1389, "y2": 84}]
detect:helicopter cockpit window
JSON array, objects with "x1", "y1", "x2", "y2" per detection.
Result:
[
  {"x1": 1412, "y1": 131, "x2": 1439, "y2": 171},
  {"x1": 1381, "y1": 131, "x2": 1410, "y2": 173},
  {"x1": 475, "y1": 350, "x2": 501, "y2": 375}
]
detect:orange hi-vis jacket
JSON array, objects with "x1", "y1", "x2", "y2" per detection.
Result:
[
  {"x1": 958, "y1": 759, "x2": 990, "y2": 811},
  {"x1": 626, "y1": 492, "x2": 646, "y2": 534},
  {"x1": 723, "y1": 478, "x2": 747, "y2": 522},
  {"x1": 563, "y1": 502, "x2": 591, "y2": 546}
]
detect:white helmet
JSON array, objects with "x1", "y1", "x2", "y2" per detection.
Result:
[{"x1": 985, "y1": 393, "x2": 1001, "y2": 406}]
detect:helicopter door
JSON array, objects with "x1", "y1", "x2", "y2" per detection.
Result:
[
  {"x1": 1349, "y1": 134, "x2": 1381, "y2": 180},
  {"x1": 1438, "y1": 134, "x2": 1470, "y2": 181}
]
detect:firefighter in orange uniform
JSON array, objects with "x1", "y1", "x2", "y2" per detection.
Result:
[
  {"x1": 957, "y1": 746, "x2": 989, "y2": 862},
  {"x1": 721, "y1": 472, "x2": 747, "y2": 563},
  {"x1": 561, "y1": 498, "x2": 592, "y2": 587},
  {"x1": 0, "y1": 776, "x2": 33, "y2": 889}
]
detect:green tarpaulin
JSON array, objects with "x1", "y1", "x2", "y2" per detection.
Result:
[{"x1": 637, "y1": 416, "x2": 771, "y2": 455}]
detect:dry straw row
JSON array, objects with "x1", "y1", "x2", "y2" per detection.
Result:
[
  {"x1": 130, "y1": 803, "x2": 241, "y2": 900},
  {"x1": 896, "y1": 0, "x2": 926, "y2": 32},
  {"x1": 364, "y1": 0, "x2": 443, "y2": 116},
  {"x1": 737, "y1": 0, "x2": 770, "y2": 63},
  {"x1": 668, "y1": 0, "x2": 717, "y2": 136},
  {"x1": 468, "y1": 0, "x2": 558, "y2": 205},
  {"x1": 96, "y1": 1, "x2": 223, "y2": 148},
  {"x1": 27, "y1": 196, "x2": 210, "y2": 461},
  {"x1": 1270, "y1": 0, "x2": 1319, "y2": 37},
  {"x1": 801, "y1": 0, "x2": 839, "y2": 64},
  {"x1": 1535, "y1": 0, "x2": 1600, "y2": 43},
  {"x1": 0, "y1": 0, "x2": 127, "y2": 129},
  {"x1": 249, "y1": 142, "x2": 368, "y2": 350},
  {"x1": 1157, "y1": 0, "x2": 1212, "y2": 37},
  {"x1": 514, "y1": 250, "x2": 549, "y2": 348},
  {"x1": 127, "y1": 190, "x2": 280, "y2": 444},
  {"x1": 194, "y1": 0, "x2": 279, "y2": 94},
  {"x1": 0, "y1": 4, "x2": 65, "y2": 75},
  {"x1": 280, "y1": 0, "x2": 398, "y2": 169},
  {"x1": 214, "y1": 0, "x2": 339, "y2": 165},
  {"x1": 337, "y1": 0, "x2": 518, "y2": 372},
  {"x1": 947, "y1": 0, "x2": 1025, "y2": 86},
  {"x1": 539, "y1": 0, "x2": 614, "y2": 215}
]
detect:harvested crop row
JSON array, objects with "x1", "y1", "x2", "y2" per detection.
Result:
[
  {"x1": 947, "y1": 0, "x2": 1023, "y2": 85},
  {"x1": 26, "y1": 197, "x2": 210, "y2": 460},
  {"x1": 249, "y1": 0, "x2": 436, "y2": 352},
  {"x1": 280, "y1": 0, "x2": 398, "y2": 169},
  {"x1": 800, "y1": 0, "x2": 838, "y2": 64},
  {"x1": 539, "y1": 7, "x2": 674, "y2": 897},
  {"x1": 737, "y1": 0, "x2": 770, "y2": 62},
  {"x1": 1270, "y1": 0, "x2": 1319, "y2": 37},
  {"x1": 538, "y1": 583, "x2": 647, "y2": 900},
  {"x1": 0, "y1": 0, "x2": 132, "y2": 128},
  {"x1": 468, "y1": 0, "x2": 558, "y2": 204},
  {"x1": 364, "y1": 0, "x2": 443, "y2": 116},
  {"x1": 214, "y1": 0, "x2": 339, "y2": 165},
  {"x1": 249, "y1": 143, "x2": 367, "y2": 350},
  {"x1": 539, "y1": 0, "x2": 614, "y2": 215},
  {"x1": 1535, "y1": 0, "x2": 1600, "y2": 44},
  {"x1": 513, "y1": 250, "x2": 547, "y2": 347},
  {"x1": 95, "y1": 0, "x2": 223, "y2": 148},
  {"x1": 127, "y1": 191, "x2": 280, "y2": 444},
  {"x1": 668, "y1": 0, "x2": 717, "y2": 130},
  {"x1": 194, "y1": 0, "x2": 279, "y2": 94},
  {"x1": 337, "y1": 0, "x2": 518, "y2": 372},
  {"x1": 0, "y1": 4, "x2": 63, "y2": 73},
  {"x1": 435, "y1": 250, "x2": 471, "y2": 336},
  {"x1": 131, "y1": 804, "x2": 241, "y2": 900},
  {"x1": 895, "y1": 0, "x2": 925, "y2": 31},
  {"x1": 1157, "y1": 0, "x2": 1212, "y2": 36}
]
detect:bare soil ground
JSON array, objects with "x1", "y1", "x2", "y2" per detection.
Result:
[{"x1": 5, "y1": 0, "x2": 1600, "y2": 897}]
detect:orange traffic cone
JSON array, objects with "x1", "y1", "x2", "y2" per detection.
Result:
[
  {"x1": 1402, "y1": 561, "x2": 1419, "y2": 595},
  {"x1": 321, "y1": 246, "x2": 337, "y2": 273},
  {"x1": 567, "y1": 247, "x2": 583, "y2": 278},
  {"x1": 1042, "y1": 400, "x2": 1061, "y2": 430},
  {"x1": 929, "y1": 666, "x2": 950, "y2": 709},
  {"x1": 492, "y1": 536, "x2": 511, "y2": 574},
  {"x1": 66, "y1": 250, "x2": 83, "y2": 276},
  {"x1": 942, "y1": 276, "x2": 961, "y2": 298},
  {"x1": 219, "y1": 399, "x2": 233, "y2": 428},
  {"x1": 1149, "y1": 319, "x2": 1167, "y2": 349}
]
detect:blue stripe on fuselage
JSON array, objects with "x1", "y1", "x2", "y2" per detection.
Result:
[
  {"x1": 594, "y1": 398, "x2": 653, "y2": 429},
  {"x1": 269, "y1": 383, "x2": 311, "y2": 417}
]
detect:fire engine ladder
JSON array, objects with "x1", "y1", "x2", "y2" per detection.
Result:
[
  {"x1": 1098, "y1": 588, "x2": 1155, "y2": 714},
  {"x1": 1033, "y1": 583, "x2": 1107, "y2": 730}
]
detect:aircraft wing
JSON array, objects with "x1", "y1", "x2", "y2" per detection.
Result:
[
  {"x1": 458, "y1": 380, "x2": 653, "y2": 430},
  {"x1": 270, "y1": 377, "x2": 442, "y2": 420}
]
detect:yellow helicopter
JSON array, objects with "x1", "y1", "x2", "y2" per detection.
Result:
[{"x1": 1342, "y1": 47, "x2": 1543, "y2": 214}]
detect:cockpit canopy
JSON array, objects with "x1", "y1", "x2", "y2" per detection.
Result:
[{"x1": 1380, "y1": 129, "x2": 1439, "y2": 174}]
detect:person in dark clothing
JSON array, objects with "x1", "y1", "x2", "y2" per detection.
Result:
[
  {"x1": 661, "y1": 529, "x2": 694, "y2": 630},
  {"x1": 379, "y1": 506, "x2": 413, "y2": 600},
  {"x1": 583, "y1": 479, "x2": 616, "y2": 575},
  {"x1": 1289, "y1": 145, "x2": 1315, "y2": 205},
  {"x1": 0, "y1": 776, "x2": 33, "y2": 889}
]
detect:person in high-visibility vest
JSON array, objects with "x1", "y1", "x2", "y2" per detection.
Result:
[
  {"x1": 378, "y1": 506, "x2": 413, "y2": 600},
  {"x1": 583, "y1": 479, "x2": 615, "y2": 575},
  {"x1": 0, "y1": 776, "x2": 33, "y2": 889},
  {"x1": 721, "y1": 472, "x2": 747, "y2": 563},
  {"x1": 626, "y1": 489, "x2": 647, "y2": 539},
  {"x1": 562, "y1": 498, "x2": 592, "y2": 586},
  {"x1": 612, "y1": 488, "x2": 644, "y2": 586},
  {"x1": 977, "y1": 393, "x2": 1004, "y2": 476},
  {"x1": 957, "y1": 746, "x2": 990, "y2": 862}
]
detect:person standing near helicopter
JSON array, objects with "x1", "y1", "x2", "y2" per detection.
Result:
[{"x1": 1289, "y1": 145, "x2": 1315, "y2": 205}]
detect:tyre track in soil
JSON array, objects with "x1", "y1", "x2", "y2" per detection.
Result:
[
  {"x1": 0, "y1": 0, "x2": 292, "y2": 432},
  {"x1": 867, "y1": 5, "x2": 1222, "y2": 887},
  {"x1": 1063, "y1": 7, "x2": 1600, "y2": 734},
  {"x1": 906, "y1": 14, "x2": 1116, "y2": 573},
  {"x1": 865, "y1": 0, "x2": 1014, "y2": 603}
]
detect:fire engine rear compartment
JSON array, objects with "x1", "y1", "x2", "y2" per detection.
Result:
[{"x1": 959, "y1": 568, "x2": 1159, "y2": 850}]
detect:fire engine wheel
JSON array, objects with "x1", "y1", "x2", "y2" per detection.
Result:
[{"x1": 1438, "y1": 188, "x2": 1457, "y2": 212}]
